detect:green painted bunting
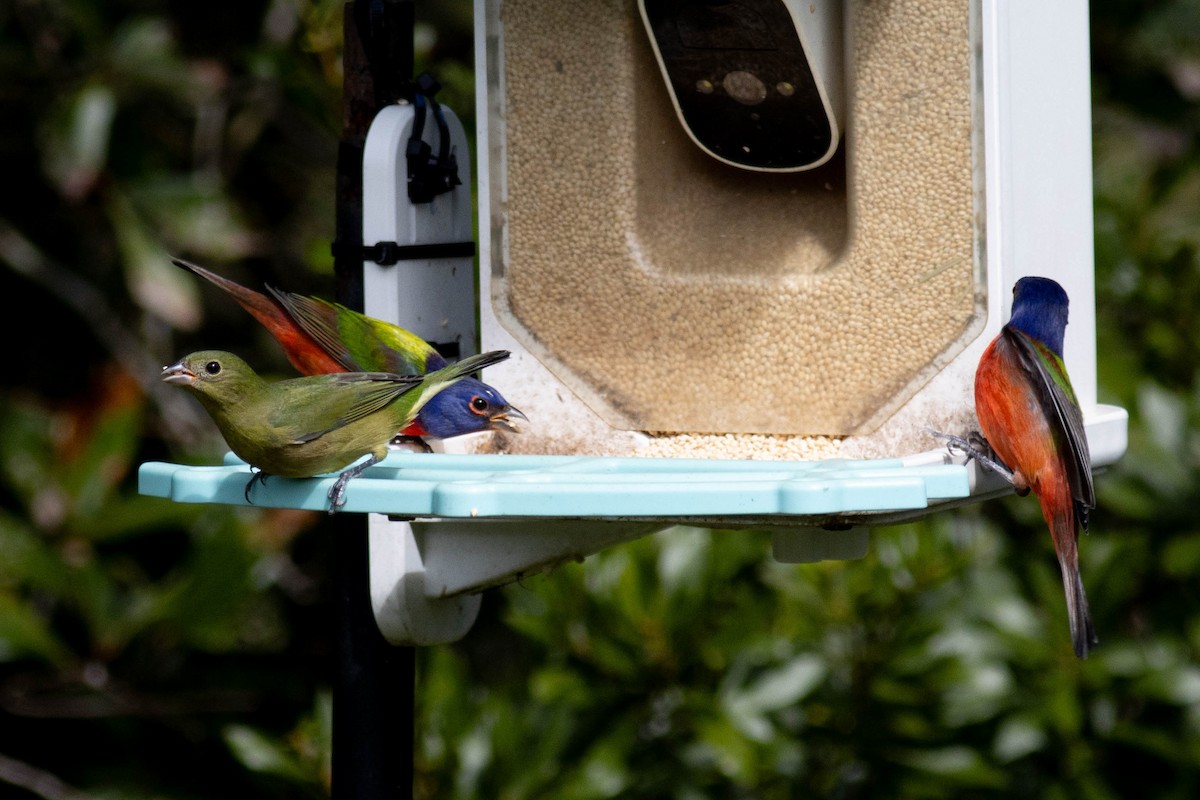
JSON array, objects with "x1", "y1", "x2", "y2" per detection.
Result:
[
  {"x1": 171, "y1": 258, "x2": 525, "y2": 448},
  {"x1": 162, "y1": 348, "x2": 511, "y2": 512}
]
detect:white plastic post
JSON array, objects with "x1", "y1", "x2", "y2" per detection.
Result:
[
  {"x1": 361, "y1": 103, "x2": 477, "y2": 356},
  {"x1": 361, "y1": 102, "x2": 482, "y2": 644},
  {"x1": 978, "y1": 0, "x2": 1128, "y2": 463}
]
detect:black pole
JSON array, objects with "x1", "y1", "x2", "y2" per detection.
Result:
[
  {"x1": 331, "y1": 2, "x2": 415, "y2": 799},
  {"x1": 332, "y1": 514, "x2": 414, "y2": 799},
  {"x1": 334, "y1": 0, "x2": 415, "y2": 311}
]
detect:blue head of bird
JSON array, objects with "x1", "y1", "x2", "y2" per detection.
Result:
[
  {"x1": 1008, "y1": 276, "x2": 1069, "y2": 357},
  {"x1": 416, "y1": 378, "x2": 526, "y2": 439}
]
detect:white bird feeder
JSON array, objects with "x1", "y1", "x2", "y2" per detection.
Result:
[{"x1": 139, "y1": 0, "x2": 1128, "y2": 645}]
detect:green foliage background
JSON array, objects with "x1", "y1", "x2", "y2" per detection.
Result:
[{"x1": 2, "y1": 1, "x2": 1199, "y2": 797}]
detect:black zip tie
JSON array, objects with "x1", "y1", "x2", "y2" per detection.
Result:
[{"x1": 331, "y1": 240, "x2": 476, "y2": 265}]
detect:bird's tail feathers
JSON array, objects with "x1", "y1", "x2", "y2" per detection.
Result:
[
  {"x1": 433, "y1": 350, "x2": 511, "y2": 381},
  {"x1": 1058, "y1": 554, "x2": 1098, "y2": 659},
  {"x1": 173, "y1": 257, "x2": 275, "y2": 312},
  {"x1": 413, "y1": 350, "x2": 511, "y2": 406}
]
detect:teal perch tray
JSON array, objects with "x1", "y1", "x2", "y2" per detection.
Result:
[{"x1": 138, "y1": 450, "x2": 971, "y2": 524}]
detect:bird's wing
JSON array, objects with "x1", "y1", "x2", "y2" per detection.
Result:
[
  {"x1": 1006, "y1": 327, "x2": 1096, "y2": 521},
  {"x1": 265, "y1": 287, "x2": 362, "y2": 372},
  {"x1": 267, "y1": 350, "x2": 510, "y2": 445},
  {"x1": 266, "y1": 287, "x2": 444, "y2": 375},
  {"x1": 269, "y1": 372, "x2": 423, "y2": 444},
  {"x1": 347, "y1": 307, "x2": 446, "y2": 374}
]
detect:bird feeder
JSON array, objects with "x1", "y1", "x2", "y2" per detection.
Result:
[{"x1": 140, "y1": 0, "x2": 1129, "y2": 646}]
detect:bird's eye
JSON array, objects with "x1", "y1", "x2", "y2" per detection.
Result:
[
  {"x1": 469, "y1": 396, "x2": 490, "y2": 415},
  {"x1": 205, "y1": 361, "x2": 222, "y2": 375}
]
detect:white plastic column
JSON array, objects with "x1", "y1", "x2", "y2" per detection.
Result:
[
  {"x1": 979, "y1": 0, "x2": 1128, "y2": 464},
  {"x1": 982, "y1": 0, "x2": 1095, "y2": 404},
  {"x1": 361, "y1": 102, "x2": 482, "y2": 645},
  {"x1": 361, "y1": 103, "x2": 477, "y2": 355}
]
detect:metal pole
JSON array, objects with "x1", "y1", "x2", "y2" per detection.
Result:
[
  {"x1": 335, "y1": 0, "x2": 414, "y2": 310},
  {"x1": 332, "y1": 2, "x2": 415, "y2": 798},
  {"x1": 332, "y1": 515, "x2": 415, "y2": 799}
]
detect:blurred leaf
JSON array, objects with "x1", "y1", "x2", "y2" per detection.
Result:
[
  {"x1": 40, "y1": 82, "x2": 116, "y2": 198},
  {"x1": 893, "y1": 745, "x2": 1007, "y2": 789},
  {"x1": 993, "y1": 715, "x2": 1048, "y2": 763},
  {"x1": 128, "y1": 175, "x2": 262, "y2": 261},
  {"x1": 0, "y1": 592, "x2": 73, "y2": 665},
  {"x1": 721, "y1": 654, "x2": 826, "y2": 739},
  {"x1": 108, "y1": 188, "x2": 202, "y2": 331},
  {"x1": 224, "y1": 723, "x2": 309, "y2": 781}
]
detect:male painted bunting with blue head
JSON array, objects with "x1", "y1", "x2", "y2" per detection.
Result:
[
  {"x1": 171, "y1": 257, "x2": 525, "y2": 446},
  {"x1": 968, "y1": 276, "x2": 1097, "y2": 658},
  {"x1": 162, "y1": 348, "x2": 511, "y2": 511}
]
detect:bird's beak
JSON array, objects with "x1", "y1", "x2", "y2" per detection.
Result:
[
  {"x1": 161, "y1": 361, "x2": 196, "y2": 386},
  {"x1": 489, "y1": 405, "x2": 528, "y2": 433}
]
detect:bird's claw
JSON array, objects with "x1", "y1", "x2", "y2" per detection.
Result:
[
  {"x1": 926, "y1": 428, "x2": 986, "y2": 459},
  {"x1": 324, "y1": 453, "x2": 383, "y2": 514},
  {"x1": 326, "y1": 474, "x2": 352, "y2": 514},
  {"x1": 925, "y1": 427, "x2": 1018, "y2": 485},
  {"x1": 244, "y1": 468, "x2": 268, "y2": 504}
]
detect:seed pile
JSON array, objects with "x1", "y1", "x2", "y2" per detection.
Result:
[
  {"x1": 484, "y1": 0, "x2": 982, "y2": 458},
  {"x1": 635, "y1": 432, "x2": 844, "y2": 462}
]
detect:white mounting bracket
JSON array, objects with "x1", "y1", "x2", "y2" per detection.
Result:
[{"x1": 367, "y1": 516, "x2": 871, "y2": 646}]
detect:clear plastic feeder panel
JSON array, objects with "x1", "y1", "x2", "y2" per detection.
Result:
[{"x1": 479, "y1": 0, "x2": 984, "y2": 440}]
